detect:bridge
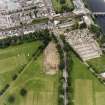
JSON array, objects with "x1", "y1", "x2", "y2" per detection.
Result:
[{"x1": 92, "y1": 12, "x2": 105, "y2": 16}]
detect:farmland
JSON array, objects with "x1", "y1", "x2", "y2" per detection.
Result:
[{"x1": 0, "y1": 41, "x2": 59, "y2": 105}]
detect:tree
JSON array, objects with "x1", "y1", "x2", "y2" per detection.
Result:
[
  {"x1": 89, "y1": 24, "x2": 101, "y2": 35},
  {"x1": 12, "y1": 74, "x2": 17, "y2": 80},
  {"x1": 60, "y1": 0, "x2": 65, "y2": 4},
  {"x1": 20, "y1": 88, "x2": 27, "y2": 97},
  {"x1": 8, "y1": 95, "x2": 15, "y2": 103}
]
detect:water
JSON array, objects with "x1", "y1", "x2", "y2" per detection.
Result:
[{"x1": 87, "y1": 0, "x2": 105, "y2": 32}]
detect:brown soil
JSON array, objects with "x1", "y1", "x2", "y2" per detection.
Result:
[{"x1": 43, "y1": 42, "x2": 60, "y2": 75}]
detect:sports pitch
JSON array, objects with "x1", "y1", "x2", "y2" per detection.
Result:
[
  {"x1": 71, "y1": 52, "x2": 105, "y2": 105},
  {"x1": 95, "y1": 92, "x2": 105, "y2": 105},
  {"x1": 0, "y1": 41, "x2": 59, "y2": 105},
  {"x1": 74, "y1": 79, "x2": 93, "y2": 105}
]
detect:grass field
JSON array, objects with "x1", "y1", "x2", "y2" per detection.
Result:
[
  {"x1": 74, "y1": 79, "x2": 93, "y2": 105},
  {"x1": 87, "y1": 55, "x2": 105, "y2": 73},
  {"x1": 95, "y1": 92, "x2": 105, "y2": 105},
  {"x1": 0, "y1": 55, "x2": 26, "y2": 73},
  {"x1": 0, "y1": 42, "x2": 41, "y2": 90},
  {"x1": 51, "y1": 0, "x2": 74, "y2": 13},
  {"x1": 71, "y1": 52, "x2": 105, "y2": 105},
  {"x1": 0, "y1": 41, "x2": 59, "y2": 105},
  {"x1": 32, "y1": 18, "x2": 48, "y2": 24}
]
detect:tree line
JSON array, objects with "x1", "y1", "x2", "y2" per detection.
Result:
[{"x1": 0, "y1": 29, "x2": 51, "y2": 48}]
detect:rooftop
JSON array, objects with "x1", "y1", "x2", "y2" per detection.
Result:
[{"x1": 0, "y1": 0, "x2": 34, "y2": 11}]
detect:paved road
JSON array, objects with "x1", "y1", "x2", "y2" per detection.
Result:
[{"x1": 53, "y1": 28, "x2": 68, "y2": 105}]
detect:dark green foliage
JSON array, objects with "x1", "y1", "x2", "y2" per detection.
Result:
[
  {"x1": 0, "y1": 84, "x2": 10, "y2": 96},
  {"x1": 12, "y1": 74, "x2": 18, "y2": 81},
  {"x1": 60, "y1": 0, "x2": 65, "y2": 4},
  {"x1": 0, "y1": 29, "x2": 51, "y2": 49},
  {"x1": 20, "y1": 88, "x2": 27, "y2": 97},
  {"x1": 8, "y1": 95, "x2": 15, "y2": 103},
  {"x1": 89, "y1": 24, "x2": 101, "y2": 35},
  {"x1": 60, "y1": 36, "x2": 74, "y2": 105}
]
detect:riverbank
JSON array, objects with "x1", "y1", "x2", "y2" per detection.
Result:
[
  {"x1": 84, "y1": 0, "x2": 105, "y2": 33},
  {"x1": 82, "y1": 0, "x2": 105, "y2": 46}
]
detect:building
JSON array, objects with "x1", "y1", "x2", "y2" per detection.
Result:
[
  {"x1": 0, "y1": 0, "x2": 51, "y2": 30},
  {"x1": 64, "y1": 29, "x2": 102, "y2": 61}
]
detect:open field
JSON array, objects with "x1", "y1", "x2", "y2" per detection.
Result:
[
  {"x1": 51, "y1": 0, "x2": 74, "y2": 13},
  {"x1": 0, "y1": 42, "x2": 41, "y2": 90},
  {"x1": 1, "y1": 55, "x2": 59, "y2": 105},
  {"x1": 0, "y1": 42, "x2": 41, "y2": 60},
  {"x1": 74, "y1": 79, "x2": 93, "y2": 105},
  {"x1": 71, "y1": 52, "x2": 105, "y2": 105},
  {"x1": 87, "y1": 55, "x2": 105, "y2": 73},
  {"x1": 0, "y1": 55, "x2": 27, "y2": 73},
  {"x1": 0, "y1": 41, "x2": 59, "y2": 105},
  {"x1": 95, "y1": 92, "x2": 105, "y2": 105}
]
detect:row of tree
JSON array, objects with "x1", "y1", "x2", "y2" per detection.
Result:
[
  {"x1": 1, "y1": 30, "x2": 52, "y2": 105},
  {"x1": 51, "y1": 34, "x2": 65, "y2": 105},
  {"x1": 52, "y1": 33, "x2": 76, "y2": 105},
  {"x1": 60, "y1": 36, "x2": 74, "y2": 105},
  {"x1": 0, "y1": 29, "x2": 51, "y2": 48}
]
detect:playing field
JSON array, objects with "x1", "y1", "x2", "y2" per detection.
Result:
[
  {"x1": 0, "y1": 41, "x2": 59, "y2": 105},
  {"x1": 95, "y1": 92, "x2": 105, "y2": 105},
  {"x1": 0, "y1": 55, "x2": 27, "y2": 73},
  {"x1": 71, "y1": 52, "x2": 105, "y2": 105},
  {"x1": 0, "y1": 42, "x2": 41, "y2": 90},
  {"x1": 19, "y1": 90, "x2": 57, "y2": 105},
  {"x1": 74, "y1": 79, "x2": 93, "y2": 105}
]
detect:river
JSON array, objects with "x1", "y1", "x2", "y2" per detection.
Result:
[{"x1": 87, "y1": 0, "x2": 105, "y2": 32}]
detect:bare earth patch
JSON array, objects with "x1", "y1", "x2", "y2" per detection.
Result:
[{"x1": 44, "y1": 42, "x2": 60, "y2": 75}]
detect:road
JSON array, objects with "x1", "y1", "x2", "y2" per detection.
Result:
[{"x1": 53, "y1": 27, "x2": 68, "y2": 105}]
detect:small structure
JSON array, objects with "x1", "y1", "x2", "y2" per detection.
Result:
[
  {"x1": 83, "y1": 16, "x2": 94, "y2": 27},
  {"x1": 100, "y1": 72, "x2": 105, "y2": 79}
]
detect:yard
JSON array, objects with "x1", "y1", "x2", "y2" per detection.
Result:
[
  {"x1": 71, "y1": 52, "x2": 105, "y2": 105},
  {"x1": 0, "y1": 41, "x2": 59, "y2": 105}
]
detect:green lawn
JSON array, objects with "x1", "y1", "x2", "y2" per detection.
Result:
[
  {"x1": 0, "y1": 41, "x2": 59, "y2": 105},
  {"x1": 71, "y1": 53, "x2": 105, "y2": 105},
  {"x1": 74, "y1": 79, "x2": 93, "y2": 105},
  {"x1": 32, "y1": 18, "x2": 48, "y2": 24},
  {"x1": 0, "y1": 42, "x2": 41, "y2": 60},
  {"x1": 0, "y1": 55, "x2": 27, "y2": 73},
  {"x1": 0, "y1": 42, "x2": 42, "y2": 91},
  {"x1": 51, "y1": 0, "x2": 74, "y2": 13},
  {"x1": 95, "y1": 92, "x2": 105, "y2": 105},
  {"x1": 87, "y1": 55, "x2": 105, "y2": 73}
]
